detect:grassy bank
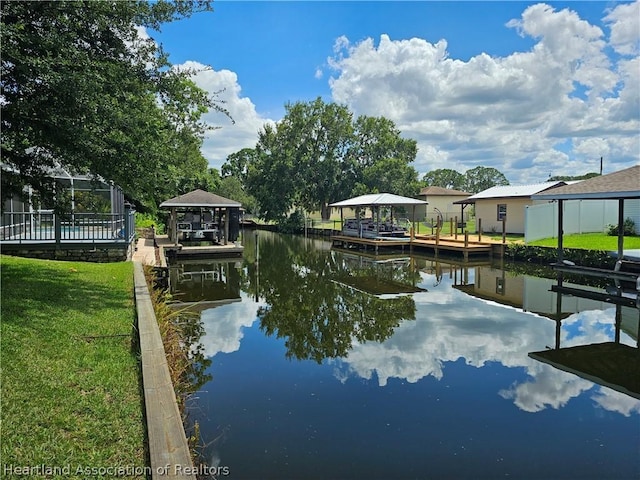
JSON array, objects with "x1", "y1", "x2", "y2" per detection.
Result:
[
  {"x1": 1, "y1": 255, "x2": 146, "y2": 478},
  {"x1": 528, "y1": 233, "x2": 640, "y2": 250}
]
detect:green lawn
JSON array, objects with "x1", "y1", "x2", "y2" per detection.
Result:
[
  {"x1": 1, "y1": 255, "x2": 146, "y2": 478},
  {"x1": 528, "y1": 233, "x2": 640, "y2": 250}
]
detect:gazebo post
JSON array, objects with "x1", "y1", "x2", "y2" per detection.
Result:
[
  {"x1": 170, "y1": 208, "x2": 178, "y2": 244},
  {"x1": 411, "y1": 205, "x2": 416, "y2": 241},
  {"x1": 224, "y1": 207, "x2": 230, "y2": 245}
]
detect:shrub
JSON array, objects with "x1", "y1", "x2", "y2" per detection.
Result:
[
  {"x1": 135, "y1": 212, "x2": 165, "y2": 234},
  {"x1": 278, "y1": 210, "x2": 305, "y2": 234},
  {"x1": 505, "y1": 244, "x2": 617, "y2": 269},
  {"x1": 606, "y1": 217, "x2": 636, "y2": 236}
]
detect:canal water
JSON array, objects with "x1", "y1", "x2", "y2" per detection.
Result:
[{"x1": 169, "y1": 231, "x2": 639, "y2": 480}]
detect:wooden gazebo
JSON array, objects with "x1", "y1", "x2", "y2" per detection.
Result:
[{"x1": 160, "y1": 189, "x2": 242, "y2": 245}]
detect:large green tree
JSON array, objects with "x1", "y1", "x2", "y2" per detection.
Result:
[
  {"x1": 357, "y1": 158, "x2": 420, "y2": 197},
  {"x1": 422, "y1": 169, "x2": 466, "y2": 190},
  {"x1": 1, "y1": 0, "x2": 221, "y2": 209},
  {"x1": 242, "y1": 98, "x2": 419, "y2": 222},
  {"x1": 350, "y1": 116, "x2": 417, "y2": 168},
  {"x1": 462, "y1": 166, "x2": 509, "y2": 193}
]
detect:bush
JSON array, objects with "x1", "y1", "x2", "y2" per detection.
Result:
[
  {"x1": 505, "y1": 244, "x2": 617, "y2": 269},
  {"x1": 606, "y1": 217, "x2": 636, "y2": 236},
  {"x1": 278, "y1": 210, "x2": 305, "y2": 234},
  {"x1": 135, "y1": 212, "x2": 165, "y2": 234}
]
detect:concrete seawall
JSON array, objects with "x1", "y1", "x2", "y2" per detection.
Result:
[{"x1": 133, "y1": 262, "x2": 196, "y2": 479}]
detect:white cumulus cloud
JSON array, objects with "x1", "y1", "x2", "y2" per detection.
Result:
[
  {"x1": 177, "y1": 61, "x2": 275, "y2": 172},
  {"x1": 327, "y1": 2, "x2": 640, "y2": 184}
]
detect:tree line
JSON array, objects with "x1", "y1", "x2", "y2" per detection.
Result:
[{"x1": 220, "y1": 97, "x2": 510, "y2": 222}]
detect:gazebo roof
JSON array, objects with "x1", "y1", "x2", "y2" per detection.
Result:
[
  {"x1": 330, "y1": 193, "x2": 427, "y2": 208},
  {"x1": 160, "y1": 189, "x2": 241, "y2": 208}
]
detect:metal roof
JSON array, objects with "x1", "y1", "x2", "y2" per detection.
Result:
[
  {"x1": 533, "y1": 165, "x2": 640, "y2": 200},
  {"x1": 330, "y1": 193, "x2": 427, "y2": 207},
  {"x1": 159, "y1": 189, "x2": 241, "y2": 208},
  {"x1": 461, "y1": 181, "x2": 566, "y2": 202}
]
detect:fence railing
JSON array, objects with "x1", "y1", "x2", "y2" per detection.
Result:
[{"x1": 0, "y1": 211, "x2": 136, "y2": 244}]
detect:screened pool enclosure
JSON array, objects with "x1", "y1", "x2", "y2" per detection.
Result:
[{"x1": 1, "y1": 170, "x2": 134, "y2": 248}]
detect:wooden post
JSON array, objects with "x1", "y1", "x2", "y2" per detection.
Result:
[
  {"x1": 464, "y1": 231, "x2": 469, "y2": 248},
  {"x1": 449, "y1": 218, "x2": 453, "y2": 238},
  {"x1": 454, "y1": 216, "x2": 458, "y2": 240},
  {"x1": 478, "y1": 218, "x2": 482, "y2": 242}
]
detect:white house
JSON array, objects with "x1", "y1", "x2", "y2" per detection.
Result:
[{"x1": 456, "y1": 182, "x2": 567, "y2": 235}]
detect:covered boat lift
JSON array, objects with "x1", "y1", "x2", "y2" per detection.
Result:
[
  {"x1": 330, "y1": 193, "x2": 427, "y2": 239},
  {"x1": 160, "y1": 189, "x2": 242, "y2": 247}
]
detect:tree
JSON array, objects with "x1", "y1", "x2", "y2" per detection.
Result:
[
  {"x1": 244, "y1": 98, "x2": 419, "y2": 222},
  {"x1": 422, "y1": 169, "x2": 465, "y2": 190},
  {"x1": 350, "y1": 116, "x2": 417, "y2": 168},
  {"x1": 222, "y1": 148, "x2": 258, "y2": 184},
  {"x1": 549, "y1": 172, "x2": 600, "y2": 181},
  {"x1": 246, "y1": 99, "x2": 354, "y2": 221},
  {"x1": 1, "y1": 1, "x2": 222, "y2": 209},
  {"x1": 216, "y1": 175, "x2": 258, "y2": 214},
  {"x1": 292, "y1": 99, "x2": 355, "y2": 220},
  {"x1": 462, "y1": 166, "x2": 509, "y2": 193},
  {"x1": 245, "y1": 124, "x2": 299, "y2": 222},
  {"x1": 360, "y1": 158, "x2": 420, "y2": 197}
]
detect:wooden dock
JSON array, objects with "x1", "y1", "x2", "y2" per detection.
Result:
[
  {"x1": 331, "y1": 233, "x2": 499, "y2": 260},
  {"x1": 331, "y1": 234, "x2": 412, "y2": 253},
  {"x1": 164, "y1": 242, "x2": 244, "y2": 260}
]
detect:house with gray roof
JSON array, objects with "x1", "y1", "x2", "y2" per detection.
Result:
[
  {"x1": 532, "y1": 165, "x2": 640, "y2": 258},
  {"x1": 456, "y1": 181, "x2": 568, "y2": 234}
]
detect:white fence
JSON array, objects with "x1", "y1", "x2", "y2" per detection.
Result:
[{"x1": 525, "y1": 199, "x2": 640, "y2": 243}]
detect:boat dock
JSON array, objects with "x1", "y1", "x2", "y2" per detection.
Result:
[
  {"x1": 331, "y1": 232, "x2": 500, "y2": 260},
  {"x1": 164, "y1": 242, "x2": 244, "y2": 260}
]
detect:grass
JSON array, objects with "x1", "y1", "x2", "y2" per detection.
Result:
[
  {"x1": 528, "y1": 233, "x2": 640, "y2": 250},
  {"x1": 1, "y1": 255, "x2": 146, "y2": 478}
]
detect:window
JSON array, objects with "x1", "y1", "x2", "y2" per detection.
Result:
[{"x1": 497, "y1": 204, "x2": 507, "y2": 221}]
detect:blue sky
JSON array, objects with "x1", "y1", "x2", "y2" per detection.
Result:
[{"x1": 149, "y1": 1, "x2": 639, "y2": 184}]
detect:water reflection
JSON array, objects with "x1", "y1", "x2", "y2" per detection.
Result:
[
  {"x1": 251, "y1": 235, "x2": 420, "y2": 362},
  {"x1": 169, "y1": 258, "x2": 243, "y2": 308},
  {"x1": 171, "y1": 232, "x2": 639, "y2": 407},
  {"x1": 171, "y1": 232, "x2": 639, "y2": 479}
]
